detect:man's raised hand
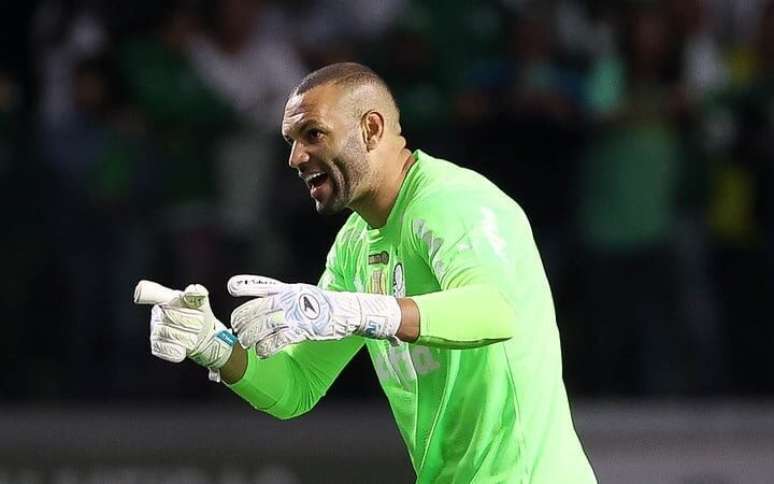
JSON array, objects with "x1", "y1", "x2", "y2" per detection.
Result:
[
  {"x1": 134, "y1": 281, "x2": 236, "y2": 377},
  {"x1": 228, "y1": 275, "x2": 402, "y2": 358}
]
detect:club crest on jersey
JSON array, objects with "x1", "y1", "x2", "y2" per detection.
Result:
[
  {"x1": 368, "y1": 250, "x2": 389, "y2": 265},
  {"x1": 299, "y1": 293, "x2": 321, "y2": 320},
  {"x1": 392, "y1": 262, "x2": 405, "y2": 297}
]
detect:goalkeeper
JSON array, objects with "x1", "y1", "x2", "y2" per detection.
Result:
[{"x1": 144, "y1": 63, "x2": 597, "y2": 483}]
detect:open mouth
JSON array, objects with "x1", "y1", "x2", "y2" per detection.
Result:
[
  {"x1": 301, "y1": 170, "x2": 331, "y2": 200},
  {"x1": 304, "y1": 171, "x2": 329, "y2": 189}
]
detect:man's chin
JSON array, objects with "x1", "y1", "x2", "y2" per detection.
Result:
[{"x1": 314, "y1": 198, "x2": 346, "y2": 215}]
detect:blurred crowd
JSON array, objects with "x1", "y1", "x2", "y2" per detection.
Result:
[{"x1": 2, "y1": 0, "x2": 774, "y2": 401}]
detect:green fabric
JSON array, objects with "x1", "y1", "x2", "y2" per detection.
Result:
[
  {"x1": 413, "y1": 285, "x2": 514, "y2": 348},
  {"x1": 230, "y1": 150, "x2": 595, "y2": 483},
  {"x1": 228, "y1": 337, "x2": 364, "y2": 420}
]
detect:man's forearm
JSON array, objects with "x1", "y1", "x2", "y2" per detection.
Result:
[
  {"x1": 396, "y1": 298, "x2": 420, "y2": 342},
  {"x1": 220, "y1": 344, "x2": 247, "y2": 384},
  {"x1": 223, "y1": 338, "x2": 365, "y2": 419}
]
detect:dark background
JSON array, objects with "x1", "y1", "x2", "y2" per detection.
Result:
[{"x1": 2, "y1": 0, "x2": 773, "y2": 407}]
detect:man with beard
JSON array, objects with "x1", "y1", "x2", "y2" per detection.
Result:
[{"x1": 144, "y1": 63, "x2": 596, "y2": 483}]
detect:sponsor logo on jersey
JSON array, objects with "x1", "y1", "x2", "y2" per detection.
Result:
[
  {"x1": 368, "y1": 250, "x2": 389, "y2": 265},
  {"x1": 373, "y1": 343, "x2": 441, "y2": 387},
  {"x1": 370, "y1": 269, "x2": 385, "y2": 295}
]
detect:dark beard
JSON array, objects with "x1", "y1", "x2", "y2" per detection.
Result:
[{"x1": 324, "y1": 133, "x2": 369, "y2": 213}]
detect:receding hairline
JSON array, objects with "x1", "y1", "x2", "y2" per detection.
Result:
[
  {"x1": 290, "y1": 63, "x2": 400, "y2": 128},
  {"x1": 293, "y1": 62, "x2": 392, "y2": 97}
]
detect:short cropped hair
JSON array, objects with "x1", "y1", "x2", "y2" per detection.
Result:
[{"x1": 292, "y1": 62, "x2": 399, "y2": 114}]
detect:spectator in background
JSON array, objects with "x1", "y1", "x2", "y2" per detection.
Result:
[
  {"x1": 671, "y1": 0, "x2": 728, "y2": 98},
  {"x1": 260, "y1": 0, "x2": 404, "y2": 67},
  {"x1": 578, "y1": 5, "x2": 689, "y2": 395},
  {"x1": 42, "y1": 55, "x2": 157, "y2": 395},
  {"x1": 451, "y1": 7, "x2": 584, "y2": 320},
  {"x1": 189, "y1": 0, "x2": 304, "y2": 131},
  {"x1": 750, "y1": 3, "x2": 774, "y2": 320},
  {"x1": 32, "y1": 0, "x2": 108, "y2": 127},
  {"x1": 492, "y1": 9, "x2": 582, "y2": 254},
  {"x1": 371, "y1": 23, "x2": 452, "y2": 155},
  {"x1": 0, "y1": 71, "x2": 19, "y2": 186},
  {"x1": 706, "y1": 1, "x2": 774, "y2": 394},
  {"x1": 0, "y1": 69, "x2": 35, "y2": 398},
  {"x1": 665, "y1": 0, "x2": 727, "y2": 394},
  {"x1": 373, "y1": 0, "x2": 511, "y2": 156},
  {"x1": 188, "y1": 0, "x2": 304, "y2": 278},
  {"x1": 553, "y1": 0, "x2": 618, "y2": 62},
  {"x1": 119, "y1": 1, "x2": 235, "y2": 290}
]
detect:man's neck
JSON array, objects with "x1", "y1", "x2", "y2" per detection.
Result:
[{"x1": 353, "y1": 148, "x2": 415, "y2": 228}]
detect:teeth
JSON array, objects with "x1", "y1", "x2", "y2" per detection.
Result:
[{"x1": 304, "y1": 172, "x2": 325, "y2": 184}]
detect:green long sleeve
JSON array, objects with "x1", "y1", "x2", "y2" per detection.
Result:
[
  {"x1": 412, "y1": 284, "x2": 515, "y2": 348},
  {"x1": 227, "y1": 337, "x2": 364, "y2": 419}
]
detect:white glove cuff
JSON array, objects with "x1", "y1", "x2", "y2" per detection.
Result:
[
  {"x1": 190, "y1": 327, "x2": 237, "y2": 371},
  {"x1": 353, "y1": 293, "x2": 402, "y2": 343}
]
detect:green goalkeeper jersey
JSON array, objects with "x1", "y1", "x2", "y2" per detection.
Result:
[{"x1": 229, "y1": 150, "x2": 596, "y2": 483}]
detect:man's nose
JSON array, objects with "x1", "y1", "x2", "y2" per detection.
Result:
[{"x1": 288, "y1": 142, "x2": 310, "y2": 169}]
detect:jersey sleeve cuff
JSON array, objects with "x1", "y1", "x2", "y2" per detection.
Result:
[{"x1": 226, "y1": 348, "x2": 290, "y2": 411}]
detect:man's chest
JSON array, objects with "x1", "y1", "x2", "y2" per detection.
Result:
[
  {"x1": 350, "y1": 237, "x2": 445, "y2": 390},
  {"x1": 350, "y1": 238, "x2": 439, "y2": 298}
]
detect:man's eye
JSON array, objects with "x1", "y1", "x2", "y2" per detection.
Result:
[{"x1": 306, "y1": 129, "x2": 324, "y2": 142}]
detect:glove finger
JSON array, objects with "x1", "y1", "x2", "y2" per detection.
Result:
[
  {"x1": 255, "y1": 330, "x2": 296, "y2": 358},
  {"x1": 236, "y1": 323, "x2": 261, "y2": 349},
  {"x1": 181, "y1": 284, "x2": 209, "y2": 309},
  {"x1": 234, "y1": 310, "x2": 286, "y2": 348},
  {"x1": 160, "y1": 306, "x2": 204, "y2": 331},
  {"x1": 150, "y1": 340, "x2": 186, "y2": 363},
  {"x1": 183, "y1": 284, "x2": 208, "y2": 297},
  {"x1": 151, "y1": 324, "x2": 198, "y2": 348},
  {"x1": 150, "y1": 304, "x2": 164, "y2": 324},
  {"x1": 230, "y1": 298, "x2": 275, "y2": 332},
  {"x1": 227, "y1": 275, "x2": 285, "y2": 297}
]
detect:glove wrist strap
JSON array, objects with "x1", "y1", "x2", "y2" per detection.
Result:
[
  {"x1": 191, "y1": 328, "x2": 237, "y2": 373},
  {"x1": 352, "y1": 293, "x2": 402, "y2": 341}
]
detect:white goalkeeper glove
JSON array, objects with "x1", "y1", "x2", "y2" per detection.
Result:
[
  {"x1": 227, "y1": 275, "x2": 402, "y2": 358},
  {"x1": 135, "y1": 281, "x2": 236, "y2": 380}
]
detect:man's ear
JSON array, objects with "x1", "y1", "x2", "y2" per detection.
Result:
[{"x1": 361, "y1": 111, "x2": 385, "y2": 152}]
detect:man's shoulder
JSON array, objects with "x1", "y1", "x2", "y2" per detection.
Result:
[
  {"x1": 413, "y1": 150, "x2": 508, "y2": 194},
  {"x1": 404, "y1": 151, "x2": 517, "y2": 220},
  {"x1": 396, "y1": 151, "x2": 531, "y2": 247}
]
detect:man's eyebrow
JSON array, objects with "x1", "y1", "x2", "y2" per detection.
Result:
[
  {"x1": 298, "y1": 119, "x2": 324, "y2": 130},
  {"x1": 284, "y1": 119, "x2": 324, "y2": 139}
]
